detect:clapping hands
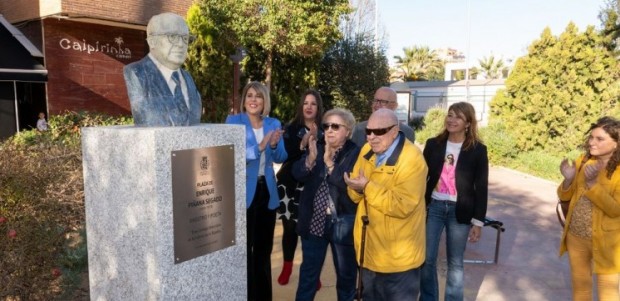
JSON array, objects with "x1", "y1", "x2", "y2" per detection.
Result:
[
  {"x1": 300, "y1": 123, "x2": 318, "y2": 150},
  {"x1": 560, "y1": 158, "x2": 604, "y2": 190},
  {"x1": 344, "y1": 169, "x2": 369, "y2": 194},
  {"x1": 584, "y1": 160, "x2": 604, "y2": 189},
  {"x1": 259, "y1": 129, "x2": 284, "y2": 152},
  {"x1": 559, "y1": 159, "x2": 576, "y2": 183}
]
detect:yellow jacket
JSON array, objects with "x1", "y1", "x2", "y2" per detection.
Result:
[
  {"x1": 558, "y1": 155, "x2": 620, "y2": 273},
  {"x1": 347, "y1": 136, "x2": 428, "y2": 273}
]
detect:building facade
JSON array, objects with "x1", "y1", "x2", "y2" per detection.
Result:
[
  {"x1": 391, "y1": 79, "x2": 506, "y2": 126},
  {"x1": 0, "y1": 0, "x2": 192, "y2": 138}
]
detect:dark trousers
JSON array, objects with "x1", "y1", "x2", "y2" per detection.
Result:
[
  {"x1": 361, "y1": 267, "x2": 420, "y2": 301},
  {"x1": 296, "y1": 219, "x2": 357, "y2": 301},
  {"x1": 247, "y1": 178, "x2": 276, "y2": 301},
  {"x1": 281, "y1": 218, "x2": 298, "y2": 261}
]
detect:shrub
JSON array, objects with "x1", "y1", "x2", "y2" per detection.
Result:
[
  {"x1": 480, "y1": 121, "x2": 519, "y2": 165},
  {"x1": 0, "y1": 111, "x2": 130, "y2": 300},
  {"x1": 489, "y1": 25, "x2": 620, "y2": 153},
  {"x1": 415, "y1": 107, "x2": 446, "y2": 145},
  {"x1": 507, "y1": 150, "x2": 564, "y2": 182}
]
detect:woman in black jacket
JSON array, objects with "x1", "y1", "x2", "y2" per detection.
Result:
[
  {"x1": 275, "y1": 89, "x2": 324, "y2": 286},
  {"x1": 292, "y1": 108, "x2": 361, "y2": 301},
  {"x1": 419, "y1": 102, "x2": 489, "y2": 301}
]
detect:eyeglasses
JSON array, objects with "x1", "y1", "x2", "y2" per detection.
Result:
[
  {"x1": 373, "y1": 99, "x2": 394, "y2": 106},
  {"x1": 322, "y1": 123, "x2": 345, "y2": 131},
  {"x1": 150, "y1": 33, "x2": 196, "y2": 44},
  {"x1": 365, "y1": 124, "x2": 397, "y2": 136}
]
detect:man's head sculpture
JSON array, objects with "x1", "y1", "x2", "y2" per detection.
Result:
[
  {"x1": 146, "y1": 13, "x2": 191, "y2": 70},
  {"x1": 122, "y1": 12, "x2": 202, "y2": 127}
]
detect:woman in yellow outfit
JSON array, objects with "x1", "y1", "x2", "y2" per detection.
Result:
[{"x1": 558, "y1": 116, "x2": 620, "y2": 301}]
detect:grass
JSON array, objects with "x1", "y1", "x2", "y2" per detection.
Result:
[{"x1": 503, "y1": 150, "x2": 563, "y2": 183}]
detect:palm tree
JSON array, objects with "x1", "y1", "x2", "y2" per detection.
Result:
[
  {"x1": 393, "y1": 46, "x2": 443, "y2": 81},
  {"x1": 478, "y1": 55, "x2": 505, "y2": 79}
]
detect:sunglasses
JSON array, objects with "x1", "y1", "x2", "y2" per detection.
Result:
[
  {"x1": 365, "y1": 124, "x2": 397, "y2": 136},
  {"x1": 322, "y1": 123, "x2": 345, "y2": 131}
]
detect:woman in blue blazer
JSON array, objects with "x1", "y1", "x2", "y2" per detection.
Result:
[{"x1": 225, "y1": 81, "x2": 287, "y2": 301}]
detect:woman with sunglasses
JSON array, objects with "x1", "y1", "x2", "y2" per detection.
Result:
[
  {"x1": 275, "y1": 89, "x2": 324, "y2": 286},
  {"x1": 292, "y1": 108, "x2": 361, "y2": 301},
  {"x1": 558, "y1": 116, "x2": 620, "y2": 301},
  {"x1": 225, "y1": 81, "x2": 287, "y2": 301},
  {"x1": 420, "y1": 102, "x2": 488, "y2": 301}
]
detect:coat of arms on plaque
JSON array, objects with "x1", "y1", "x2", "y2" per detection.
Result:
[{"x1": 200, "y1": 156, "x2": 209, "y2": 171}]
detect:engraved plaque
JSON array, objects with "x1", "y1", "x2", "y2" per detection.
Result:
[{"x1": 171, "y1": 145, "x2": 236, "y2": 264}]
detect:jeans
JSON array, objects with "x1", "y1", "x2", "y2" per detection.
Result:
[
  {"x1": 361, "y1": 267, "x2": 420, "y2": 301},
  {"x1": 420, "y1": 199, "x2": 470, "y2": 301},
  {"x1": 296, "y1": 219, "x2": 357, "y2": 301}
]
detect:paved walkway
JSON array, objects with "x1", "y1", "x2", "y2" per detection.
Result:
[{"x1": 270, "y1": 166, "x2": 573, "y2": 301}]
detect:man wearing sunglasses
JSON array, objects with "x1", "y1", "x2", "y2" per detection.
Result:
[
  {"x1": 124, "y1": 13, "x2": 202, "y2": 127},
  {"x1": 345, "y1": 109, "x2": 428, "y2": 300},
  {"x1": 351, "y1": 87, "x2": 415, "y2": 147}
]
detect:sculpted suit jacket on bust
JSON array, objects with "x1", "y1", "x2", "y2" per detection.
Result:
[{"x1": 124, "y1": 56, "x2": 201, "y2": 126}]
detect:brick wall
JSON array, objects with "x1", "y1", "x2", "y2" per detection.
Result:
[
  {"x1": 43, "y1": 18, "x2": 147, "y2": 115},
  {"x1": 62, "y1": 0, "x2": 194, "y2": 25},
  {"x1": 0, "y1": 0, "x2": 192, "y2": 24},
  {"x1": 0, "y1": 0, "x2": 56, "y2": 23}
]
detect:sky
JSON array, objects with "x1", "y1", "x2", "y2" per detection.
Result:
[{"x1": 379, "y1": 0, "x2": 609, "y2": 65}]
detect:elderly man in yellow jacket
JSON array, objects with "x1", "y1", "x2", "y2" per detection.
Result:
[{"x1": 344, "y1": 108, "x2": 428, "y2": 301}]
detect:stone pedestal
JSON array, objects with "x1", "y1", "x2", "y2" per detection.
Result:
[{"x1": 81, "y1": 124, "x2": 246, "y2": 300}]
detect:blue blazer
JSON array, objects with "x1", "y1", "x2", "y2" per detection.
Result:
[
  {"x1": 123, "y1": 56, "x2": 202, "y2": 126},
  {"x1": 226, "y1": 113, "x2": 288, "y2": 209}
]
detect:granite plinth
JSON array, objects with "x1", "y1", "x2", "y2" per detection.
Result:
[{"x1": 82, "y1": 124, "x2": 246, "y2": 300}]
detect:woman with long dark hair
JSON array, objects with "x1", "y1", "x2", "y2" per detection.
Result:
[
  {"x1": 420, "y1": 102, "x2": 489, "y2": 301},
  {"x1": 275, "y1": 89, "x2": 324, "y2": 285}
]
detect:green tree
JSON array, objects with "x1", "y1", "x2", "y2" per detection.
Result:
[
  {"x1": 393, "y1": 46, "x2": 443, "y2": 81},
  {"x1": 478, "y1": 55, "x2": 505, "y2": 79},
  {"x1": 599, "y1": 0, "x2": 620, "y2": 54},
  {"x1": 490, "y1": 23, "x2": 620, "y2": 153},
  {"x1": 233, "y1": 0, "x2": 350, "y2": 89},
  {"x1": 187, "y1": 0, "x2": 350, "y2": 121},
  {"x1": 185, "y1": 3, "x2": 238, "y2": 122},
  {"x1": 270, "y1": 54, "x2": 322, "y2": 122},
  {"x1": 426, "y1": 64, "x2": 446, "y2": 81},
  {"x1": 239, "y1": 42, "x2": 324, "y2": 123},
  {"x1": 319, "y1": 34, "x2": 389, "y2": 121}
]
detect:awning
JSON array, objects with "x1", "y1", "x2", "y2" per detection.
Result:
[{"x1": 0, "y1": 14, "x2": 47, "y2": 82}]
